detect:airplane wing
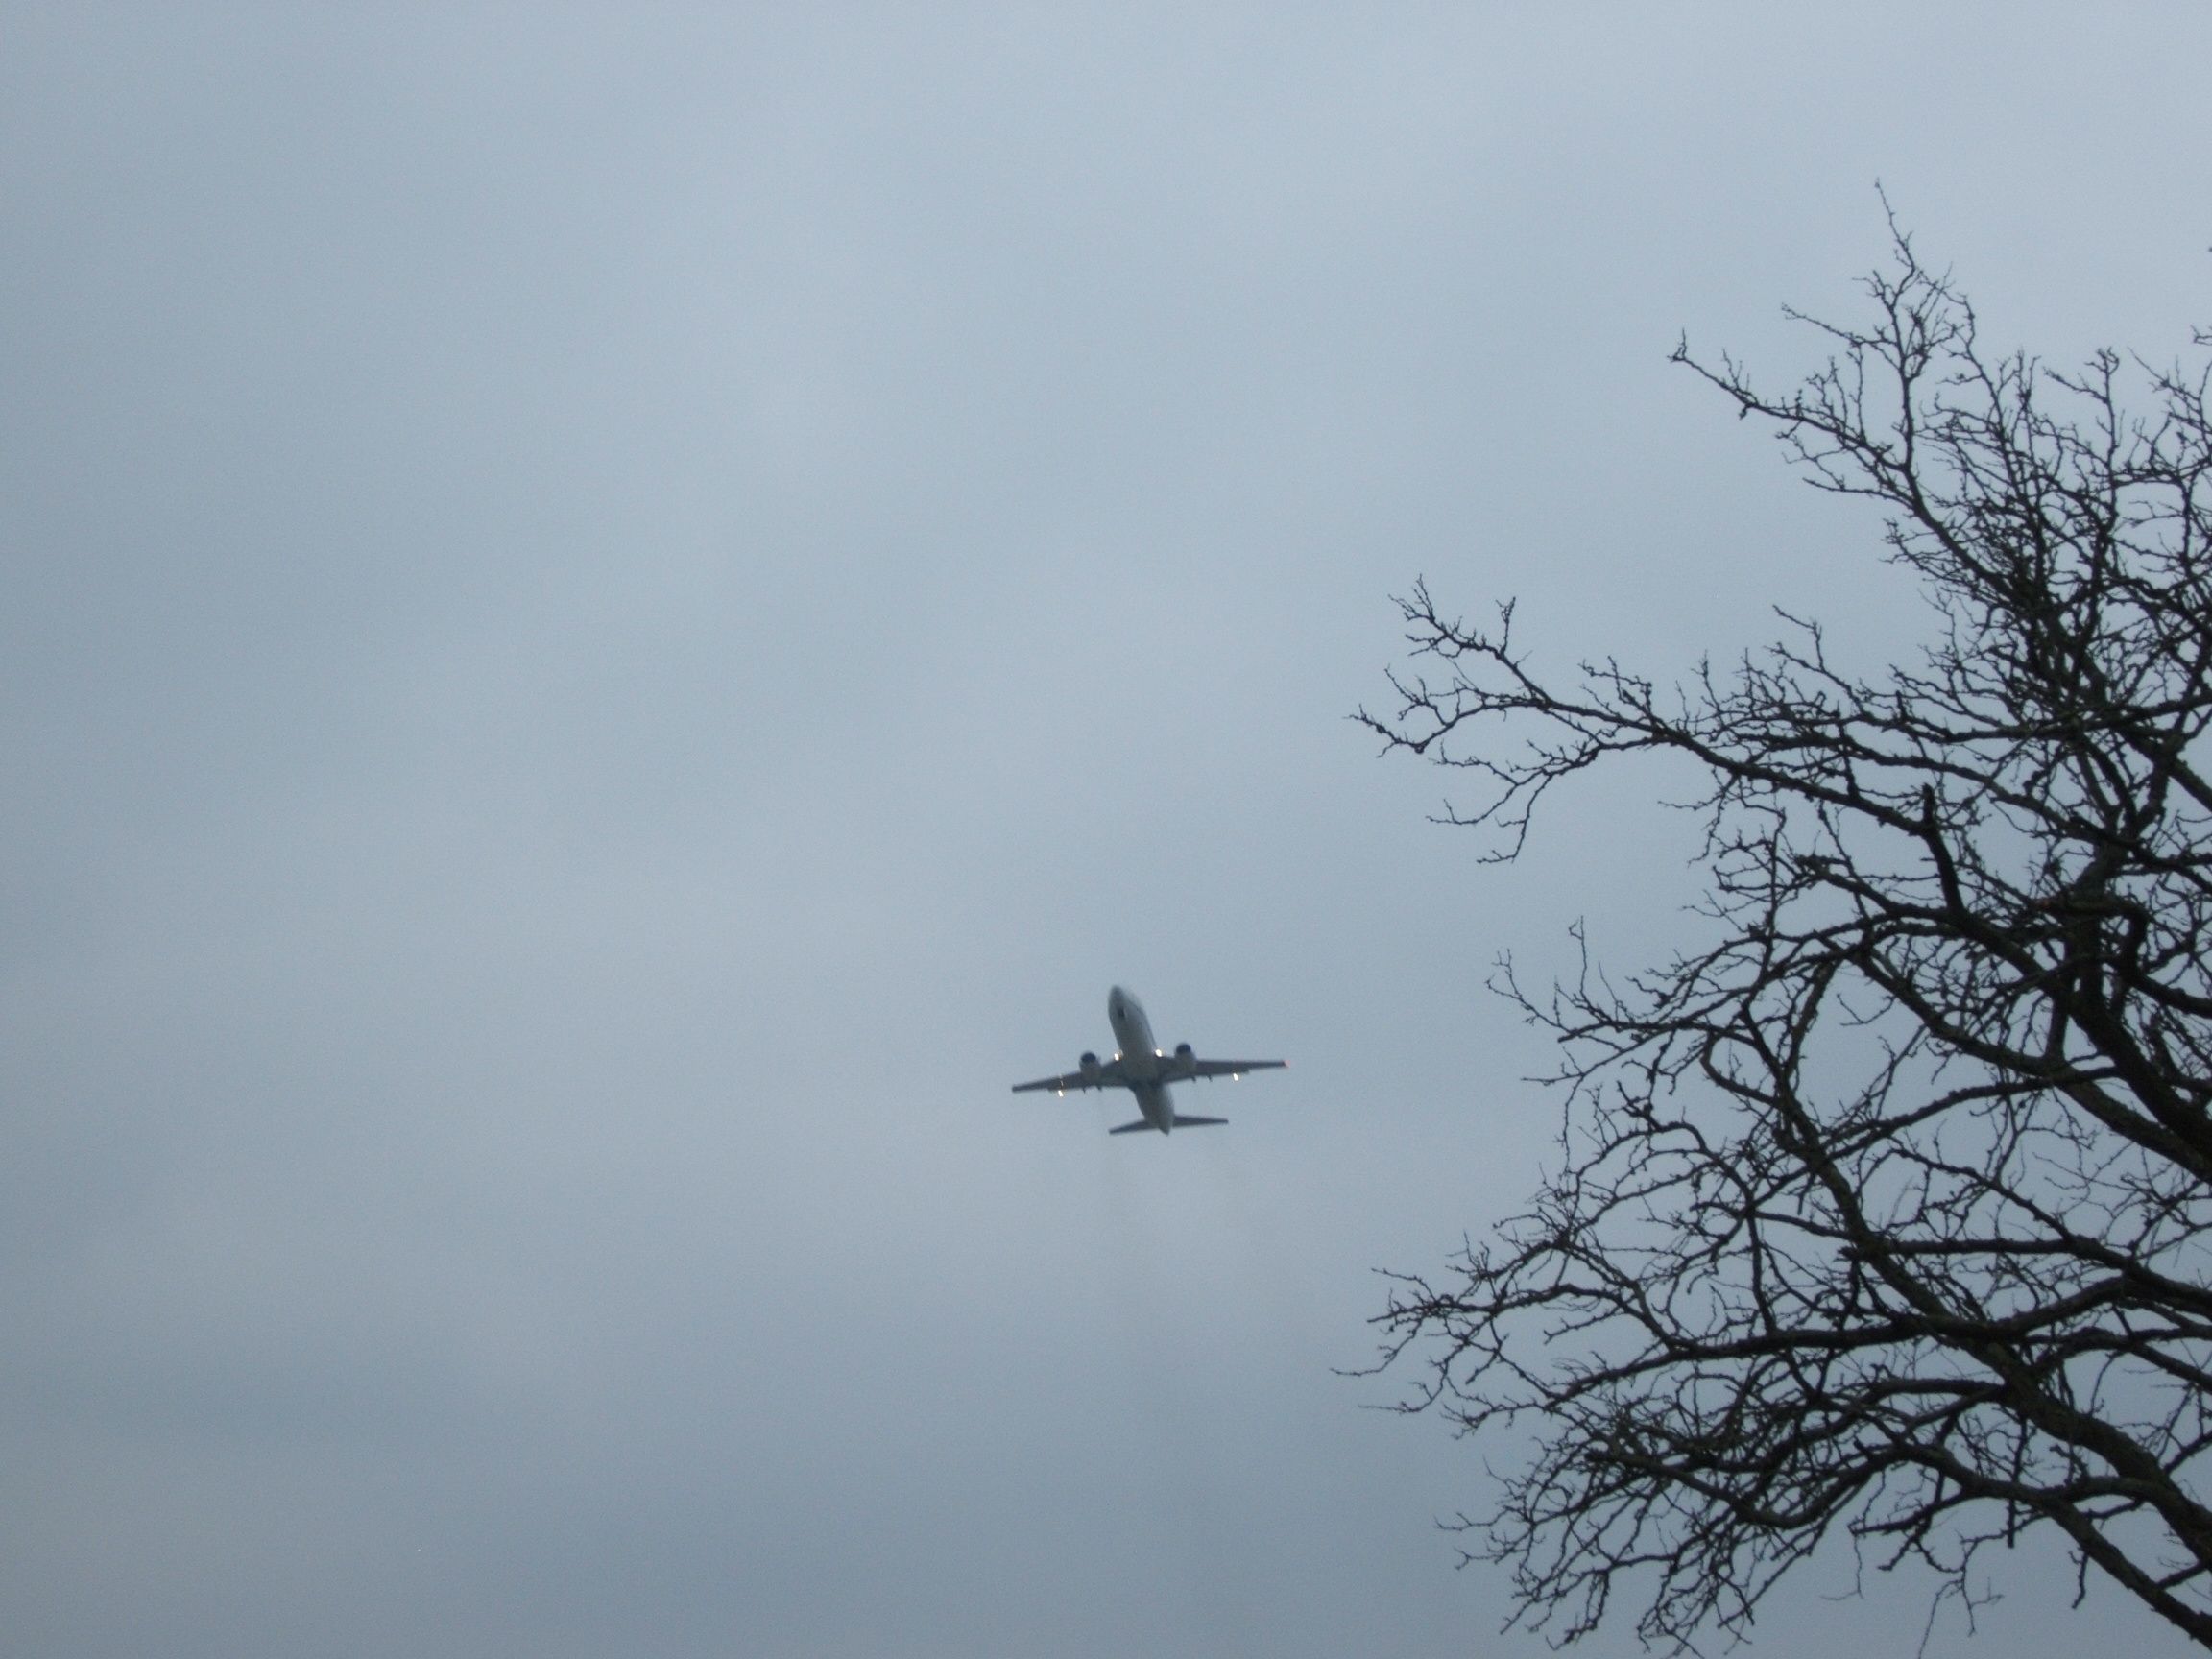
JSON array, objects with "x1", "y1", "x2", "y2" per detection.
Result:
[
  {"x1": 1158, "y1": 1055, "x2": 1286, "y2": 1084},
  {"x1": 1012, "y1": 1058, "x2": 1134, "y2": 1095}
]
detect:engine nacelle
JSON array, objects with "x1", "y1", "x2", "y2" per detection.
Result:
[
  {"x1": 1079, "y1": 1051, "x2": 1101, "y2": 1079},
  {"x1": 1174, "y1": 1042, "x2": 1194, "y2": 1063}
]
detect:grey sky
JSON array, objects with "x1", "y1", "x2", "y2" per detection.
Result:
[{"x1": 5, "y1": 6, "x2": 2209, "y2": 1655}]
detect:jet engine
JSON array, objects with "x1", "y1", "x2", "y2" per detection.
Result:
[
  {"x1": 1174, "y1": 1042, "x2": 1194, "y2": 1063},
  {"x1": 1079, "y1": 1051, "x2": 1101, "y2": 1080}
]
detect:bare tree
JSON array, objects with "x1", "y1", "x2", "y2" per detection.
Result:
[{"x1": 1358, "y1": 228, "x2": 2212, "y2": 1650}]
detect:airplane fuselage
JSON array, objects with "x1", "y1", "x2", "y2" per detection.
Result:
[{"x1": 1107, "y1": 985, "x2": 1176, "y2": 1131}]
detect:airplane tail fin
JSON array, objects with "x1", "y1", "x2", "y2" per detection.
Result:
[
  {"x1": 1171, "y1": 1115, "x2": 1227, "y2": 1128},
  {"x1": 1108, "y1": 1119, "x2": 1156, "y2": 1135}
]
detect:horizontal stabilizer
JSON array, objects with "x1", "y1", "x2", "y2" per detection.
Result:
[
  {"x1": 1108, "y1": 1118, "x2": 1156, "y2": 1135},
  {"x1": 1171, "y1": 1115, "x2": 1227, "y2": 1128}
]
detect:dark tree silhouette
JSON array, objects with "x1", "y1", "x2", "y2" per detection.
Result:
[{"x1": 1359, "y1": 230, "x2": 2212, "y2": 1650}]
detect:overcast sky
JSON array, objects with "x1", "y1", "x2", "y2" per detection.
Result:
[{"x1": 6, "y1": 6, "x2": 2211, "y2": 1656}]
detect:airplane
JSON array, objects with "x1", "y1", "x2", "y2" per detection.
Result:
[{"x1": 1012, "y1": 985, "x2": 1286, "y2": 1135}]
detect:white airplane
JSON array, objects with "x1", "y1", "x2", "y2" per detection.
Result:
[{"x1": 1012, "y1": 985, "x2": 1286, "y2": 1135}]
